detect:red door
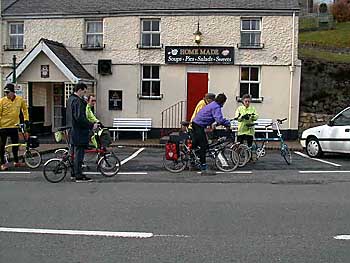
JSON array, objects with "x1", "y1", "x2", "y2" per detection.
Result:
[{"x1": 187, "y1": 73, "x2": 208, "y2": 121}]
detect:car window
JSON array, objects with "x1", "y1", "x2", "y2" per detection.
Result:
[{"x1": 334, "y1": 109, "x2": 350, "y2": 126}]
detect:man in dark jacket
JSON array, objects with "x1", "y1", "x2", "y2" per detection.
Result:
[{"x1": 66, "y1": 83, "x2": 98, "y2": 182}]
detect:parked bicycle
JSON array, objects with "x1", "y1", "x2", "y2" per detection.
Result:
[
  {"x1": 163, "y1": 121, "x2": 240, "y2": 173},
  {"x1": 43, "y1": 127, "x2": 121, "y2": 183},
  {"x1": 4, "y1": 123, "x2": 41, "y2": 169},
  {"x1": 246, "y1": 118, "x2": 292, "y2": 165}
]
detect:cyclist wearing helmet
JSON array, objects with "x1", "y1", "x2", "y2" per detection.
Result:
[{"x1": 0, "y1": 83, "x2": 29, "y2": 170}]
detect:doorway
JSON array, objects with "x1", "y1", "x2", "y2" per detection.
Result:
[
  {"x1": 186, "y1": 73, "x2": 208, "y2": 121},
  {"x1": 52, "y1": 83, "x2": 65, "y2": 130}
]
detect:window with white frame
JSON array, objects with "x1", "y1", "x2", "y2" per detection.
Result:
[
  {"x1": 240, "y1": 67, "x2": 260, "y2": 99},
  {"x1": 8, "y1": 22, "x2": 24, "y2": 49},
  {"x1": 141, "y1": 65, "x2": 161, "y2": 98},
  {"x1": 141, "y1": 19, "x2": 161, "y2": 48},
  {"x1": 240, "y1": 18, "x2": 262, "y2": 48},
  {"x1": 85, "y1": 20, "x2": 103, "y2": 48}
]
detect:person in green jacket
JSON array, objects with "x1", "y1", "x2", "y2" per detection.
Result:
[
  {"x1": 235, "y1": 94, "x2": 258, "y2": 147},
  {"x1": 86, "y1": 95, "x2": 99, "y2": 124}
]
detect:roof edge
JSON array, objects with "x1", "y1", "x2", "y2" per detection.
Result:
[{"x1": 2, "y1": 7, "x2": 300, "y2": 18}]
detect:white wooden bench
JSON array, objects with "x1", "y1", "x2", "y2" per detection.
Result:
[
  {"x1": 231, "y1": 118, "x2": 273, "y2": 139},
  {"x1": 109, "y1": 118, "x2": 152, "y2": 141}
]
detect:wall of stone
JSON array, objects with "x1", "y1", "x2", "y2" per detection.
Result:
[
  {"x1": 299, "y1": 112, "x2": 333, "y2": 132},
  {"x1": 299, "y1": 58, "x2": 350, "y2": 132}
]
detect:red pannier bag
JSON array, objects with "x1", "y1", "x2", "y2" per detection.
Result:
[{"x1": 165, "y1": 142, "x2": 178, "y2": 160}]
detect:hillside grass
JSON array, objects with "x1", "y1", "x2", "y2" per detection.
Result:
[{"x1": 299, "y1": 22, "x2": 350, "y2": 63}]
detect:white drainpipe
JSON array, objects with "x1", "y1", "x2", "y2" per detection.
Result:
[{"x1": 288, "y1": 11, "x2": 296, "y2": 129}]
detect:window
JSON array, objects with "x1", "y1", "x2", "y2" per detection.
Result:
[
  {"x1": 334, "y1": 109, "x2": 350, "y2": 126},
  {"x1": 141, "y1": 65, "x2": 161, "y2": 98},
  {"x1": 85, "y1": 20, "x2": 103, "y2": 49},
  {"x1": 140, "y1": 19, "x2": 161, "y2": 48},
  {"x1": 240, "y1": 18, "x2": 262, "y2": 48},
  {"x1": 239, "y1": 67, "x2": 260, "y2": 99},
  {"x1": 8, "y1": 22, "x2": 24, "y2": 50}
]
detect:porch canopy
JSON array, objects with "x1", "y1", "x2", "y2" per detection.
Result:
[{"x1": 7, "y1": 38, "x2": 94, "y2": 84}]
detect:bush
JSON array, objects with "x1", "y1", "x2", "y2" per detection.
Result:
[{"x1": 332, "y1": 0, "x2": 350, "y2": 22}]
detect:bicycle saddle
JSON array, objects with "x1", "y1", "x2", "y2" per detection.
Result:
[{"x1": 180, "y1": 121, "x2": 190, "y2": 127}]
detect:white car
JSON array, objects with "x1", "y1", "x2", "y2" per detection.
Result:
[{"x1": 300, "y1": 107, "x2": 350, "y2": 157}]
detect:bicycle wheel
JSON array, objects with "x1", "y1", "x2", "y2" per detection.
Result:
[
  {"x1": 215, "y1": 148, "x2": 239, "y2": 172},
  {"x1": 163, "y1": 151, "x2": 188, "y2": 173},
  {"x1": 236, "y1": 144, "x2": 251, "y2": 167},
  {"x1": 281, "y1": 144, "x2": 292, "y2": 165},
  {"x1": 97, "y1": 153, "x2": 121, "y2": 177},
  {"x1": 24, "y1": 149, "x2": 42, "y2": 169},
  {"x1": 43, "y1": 158, "x2": 68, "y2": 183}
]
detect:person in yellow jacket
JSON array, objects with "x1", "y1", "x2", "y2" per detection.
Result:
[
  {"x1": 85, "y1": 95, "x2": 99, "y2": 124},
  {"x1": 190, "y1": 93, "x2": 215, "y2": 125},
  {"x1": 235, "y1": 94, "x2": 258, "y2": 147},
  {"x1": 0, "y1": 83, "x2": 29, "y2": 170}
]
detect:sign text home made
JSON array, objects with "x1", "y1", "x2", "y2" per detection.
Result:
[{"x1": 165, "y1": 46, "x2": 234, "y2": 65}]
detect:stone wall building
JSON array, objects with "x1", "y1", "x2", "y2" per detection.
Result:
[{"x1": 0, "y1": 0, "x2": 301, "y2": 138}]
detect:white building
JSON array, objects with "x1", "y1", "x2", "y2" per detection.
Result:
[{"x1": 0, "y1": 0, "x2": 301, "y2": 138}]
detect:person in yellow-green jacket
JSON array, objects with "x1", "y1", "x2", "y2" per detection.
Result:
[
  {"x1": 86, "y1": 95, "x2": 100, "y2": 124},
  {"x1": 0, "y1": 83, "x2": 29, "y2": 170},
  {"x1": 235, "y1": 94, "x2": 258, "y2": 147}
]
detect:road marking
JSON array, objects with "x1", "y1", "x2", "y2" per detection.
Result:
[
  {"x1": 83, "y1": 172, "x2": 148, "y2": 175},
  {"x1": 334, "y1": 235, "x2": 350, "y2": 240},
  {"x1": 0, "y1": 171, "x2": 31, "y2": 174},
  {"x1": 154, "y1": 234, "x2": 191, "y2": 238},
  {"x1": 299, "y1": 171, "x2": 350, "y2": 174},
  {"x1": 121, "y1": 148, "x2": 145, "y2": 165},
  {"x1": 0, "y1": 227, "x2": 190, "y2": 239},
  {"x1": 197, "y1": 171, "x2": 253, "y2": 174},
  {"x1": 0, "y1": 227, "x2": 153, "y2": 239},
  {"x1": 294, "y1": 151, "x2": 342, "y2": 167}
]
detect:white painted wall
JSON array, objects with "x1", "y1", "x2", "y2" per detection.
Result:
[{"x1": 0, "y1": 14, "x2": 301, "y2": 130}]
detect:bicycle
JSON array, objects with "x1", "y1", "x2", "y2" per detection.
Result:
[
  {"x1": 4, "y1": 123, "x2": 42, "y2": 169},
  {"x1": 163, "y1": 121, "x2": 240, "y2": 173},
  {"x1": 249, "y1": 118, "x2": 292, "y2": 165},
  {"x1": 43, "y1": 127, "x2": 121, "y2": 183}
]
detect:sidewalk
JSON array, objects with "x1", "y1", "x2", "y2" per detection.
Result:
[{"x1": 37, "y1": 139, "x2": 303, "y2": 154}]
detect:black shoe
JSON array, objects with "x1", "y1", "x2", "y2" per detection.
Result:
[
  {"x1": 70, "y1": 176, "x2": 76, "y2": 181},
  {"x1": 75, "y1": 176, "x2": 93, "y2": 183}
]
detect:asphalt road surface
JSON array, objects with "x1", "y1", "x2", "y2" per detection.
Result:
[{"x1": 1, "y1": 147, "x2": 350, "y2": 262}]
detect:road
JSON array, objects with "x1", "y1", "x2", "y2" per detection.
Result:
[{"x1": 0, "y1": 147, "x2": 350, "y2": 262}]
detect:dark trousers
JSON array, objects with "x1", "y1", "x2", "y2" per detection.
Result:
[
  {"x1": 0, "y1": 128, "x2": 19, "y2": 164},
  {"x1": 192, "y1": 122, "x2": 208, "y2": 165},
  {"x1": 73, "y1": 145, "x2": 86, "y2": 179},
  {"x1": 237, "y1": 135, "x2": 254, "y2": 147}
]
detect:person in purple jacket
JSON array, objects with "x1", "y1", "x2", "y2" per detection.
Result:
[{"x1": 192, "y1": 93, "x2": 231, "y2": 175}]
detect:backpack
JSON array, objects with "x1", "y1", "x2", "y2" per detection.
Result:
[
  {"x1": 165, "y1": 142, "x2": 179, "y2": 160},
  {"x1": 91, "y1": 128, "x2": 112, "y2": 148}
]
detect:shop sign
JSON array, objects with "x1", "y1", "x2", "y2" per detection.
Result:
[
  {"x1": 109, "y1": 90, "x2": 122, "y2": 110},
  {"x1": 165, "y1": 46, "x2": 234, "y2": 65}
]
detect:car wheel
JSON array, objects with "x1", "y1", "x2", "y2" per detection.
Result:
[{"x1": 306, "y1": 137, "x2": 323, "y2": 158}]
